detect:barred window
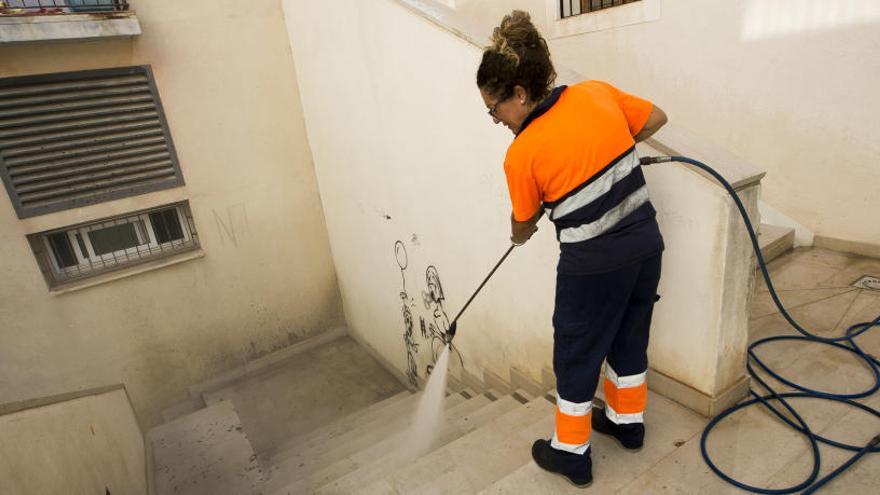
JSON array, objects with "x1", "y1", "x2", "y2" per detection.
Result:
[
  {"x1": 561, "y1": 0, "x2": 641, "y2": 19},
  {"x1": 0, "y1": 66, "x2": 184, "y2": 219},
  {"x1": 0, "y1": 1, "x2": 129, "y2": 14},
  {"x1": 29, "y1": 202, "x2": 199, "y2": 288}
]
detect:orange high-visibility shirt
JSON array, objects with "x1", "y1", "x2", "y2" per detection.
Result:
[
  {"x1": 505, "y1": 81, "x2": 652, "y2": 221},
  {"x1": 503, "y1": 81, "x2": 663, "y2": 274}
]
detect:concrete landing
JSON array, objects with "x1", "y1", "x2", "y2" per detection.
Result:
[
  {"x1": 203, "y1": 335, "x2": 406, "y2": 455},
  {"x1": 149, "y1": 400, "x2": 264, "y2": 495}
]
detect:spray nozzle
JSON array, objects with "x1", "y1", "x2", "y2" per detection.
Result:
[{"x1": 445, "y1": 321, "x2": 457, "y2": 346}]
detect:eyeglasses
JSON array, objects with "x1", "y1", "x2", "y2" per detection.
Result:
[{"x1": 487, "y1": 93, "x2": 512, "y2": 118}]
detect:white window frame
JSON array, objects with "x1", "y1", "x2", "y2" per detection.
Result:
[
  {"x1": 39, "y1": 203, "x2": 195, "y2": 281},
  {"x1": 545, "y1": 0, "x2": 661, "y2": 39}
]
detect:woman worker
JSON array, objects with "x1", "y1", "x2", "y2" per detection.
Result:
[{"x1": 476, "y1": 10, "x2": 668, "y2": 488}]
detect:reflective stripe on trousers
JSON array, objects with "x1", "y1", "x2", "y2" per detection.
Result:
[
  {"x1": 604, "y1": 364, "x2": 648, "y2": 424},
  {"x1": 552, "y1": 393, "x2": 592, "y2": 455}
]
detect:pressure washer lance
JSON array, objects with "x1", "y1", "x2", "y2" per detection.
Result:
[{"x1": 445, "y1": 243, "x2": 516, "y2": 345}]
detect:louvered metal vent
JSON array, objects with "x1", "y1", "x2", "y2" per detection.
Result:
[{"x1": 0, "y1": 66, "x2": 184, "y2": 219}]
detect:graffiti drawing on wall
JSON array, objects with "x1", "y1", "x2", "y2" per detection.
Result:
[
  {"x1": 420, "y1": 265, "x2": 463, "y2": 375},
  {"x1": 396, "y1": 240, "x2": 420, "y2": 387},
  {"x1": 395, "y1": 240, "x2": 464, "y2": 386}
]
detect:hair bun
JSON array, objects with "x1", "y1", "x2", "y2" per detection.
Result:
[
  {"x1": 477, "y1": 9, "x2": 556, "y2": 103},
  {"x1": 489, "y1": 10, "x2": 540, "y2": 67}
]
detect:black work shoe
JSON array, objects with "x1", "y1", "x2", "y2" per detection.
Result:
[
  {"x1": 591, "y1": 407, "x2": 644, "y2": 451},
  {"x1": 531, "y1": 439, "x2": 593, "y2": 488}
]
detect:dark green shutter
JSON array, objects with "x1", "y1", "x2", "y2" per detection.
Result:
[{"x1": 0, "y1": 66, "x2": 184, "y2": 219}]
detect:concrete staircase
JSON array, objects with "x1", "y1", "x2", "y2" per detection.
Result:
[
  {"x1": 149, "y1": 368, "x2": 554, "y2": 495},
  {"x1": 146, "y1": 331, "x2": 565, "y2": 495},
  {"x1": 144, "y1": 230, "x2": 805, "y2": 495},
  {"x1": 268, "y1": 389, "x2": 540, "y2": 494},
  {"x1": 758, "y1": 223, "x2": 795, "y2": 263},
  {"x1": 146, "y1": 334, "x2": 710, "y2": 495},
  {"x1": 150, "y1": 377, "x2": 710, "y2": 494}
]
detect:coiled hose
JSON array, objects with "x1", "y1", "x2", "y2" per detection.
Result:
[{"x1": 640, "y1": 155, "x2": 880, "y2": 494}]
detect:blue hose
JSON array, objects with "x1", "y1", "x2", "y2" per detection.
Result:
[{"x1": 640, "y1": 155, "x2": 880, "y2": 494}]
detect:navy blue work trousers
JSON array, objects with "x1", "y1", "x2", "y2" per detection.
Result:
[{"x1": 553, "y1": 253, "x2": 662, "y2": 406}]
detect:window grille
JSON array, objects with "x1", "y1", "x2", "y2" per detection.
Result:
[
  {"x1": 560, "y1": 0, "x2": 641, "y2": 19},
  {"x1": 0, "y1": 66, "x2": 184, "y2": 219},
  {"x1": 0, "y1": 1, "x2": 129, "y2": 15},
  {"x1": 28, "y1": 201, "x2": 199, "y2": 287}
]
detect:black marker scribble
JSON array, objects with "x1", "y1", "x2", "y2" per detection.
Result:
[
  {"x1": 395, "y1": 242, "x2": 464, "y2": 384},
  {"x1": 396, "y1": 240, "x2": 419, "y2": 387},
  {"x1": 421, "y1": 265, "x2": 464, "y2": 374}
]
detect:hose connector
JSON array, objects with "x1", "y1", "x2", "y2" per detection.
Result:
[{"x1": 640, "y1": 156, "x2": 673, "y2": 166}]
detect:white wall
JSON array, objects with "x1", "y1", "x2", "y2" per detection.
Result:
[
  {"x1": 545, "y1": 0, "x2": 878, "y2": 247},
  {"x1": 283, "y1": 0, "x2": 754, "y2": 400},
  {"x1": 0, "y1": 388, "x2": 146, "y2": 495},
  {"x1": 454, "y1": 0, "x2": 548, "y2": 42},
  {"x1": 0, "y1": 0, "x2": 342, "y2": 426}
]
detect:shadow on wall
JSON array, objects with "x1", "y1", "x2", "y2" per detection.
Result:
[{"x1": 395, "y1": 240, "x2": 463, "y2": 388}]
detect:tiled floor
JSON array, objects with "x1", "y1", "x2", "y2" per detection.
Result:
[{"x1": 616, "y1": 247, "x2": 880, "y2": 494}]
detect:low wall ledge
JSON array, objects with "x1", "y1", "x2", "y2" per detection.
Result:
[
  {"x1": 0, "y1": 383, "x2": 125, "y2": 416},
  {"x1": 0, "y1": 12, "x2": 141, "y2": 43},
  {"x1": 646, "y1": 125, "x2": 766, "y2": 191}
]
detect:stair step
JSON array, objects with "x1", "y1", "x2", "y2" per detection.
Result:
[
  {"x1": 186, "y1": 328, "x2": 348, "y2": 401},
  {"x1": 202, "y1": 389, "x2": 225, "y2": 406},
  {"x1": 263, "y1": 391, "x2": 472, "y2": 492},
  {"x1": 270, "y1": 387, "x2": 471, "y2": 462},
  {"x1": 273, "y1": 393, "x2": 504, "y2": 495},
  {"x1": 159, "y1": 395, "x2": 205, "y2": 423},
  {"x1": 149, "y1": 400, "x2": 264, "y2": 495},
  {"x1": 351, "y1": 396, "x2": 554, "y2": 495},
  {"x1": 510, "y1": 368, "x2": 546, "y2": 399},
  {"x1": 758, "y1": 223, "x2": 795, "y2": 263},
  {"x1": 317, "y1": 395, "x2": 543, "y2": 494},
  {"x1": 511, "y1": 388, "x2": 536, "y2": 404},
  {"x1": 265, "y1": 389, "x2": 413, "y2": 459},
  {"x1": 479, "y1": 391, "x2": 709, "y2": 494},
  {"x1": 271, "y1": 390, "x2": 466, "y2": 466}
]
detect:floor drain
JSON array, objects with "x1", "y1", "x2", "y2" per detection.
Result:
[{"x1": 852, "y1": 275, "x2": 880, "y2": 291}]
